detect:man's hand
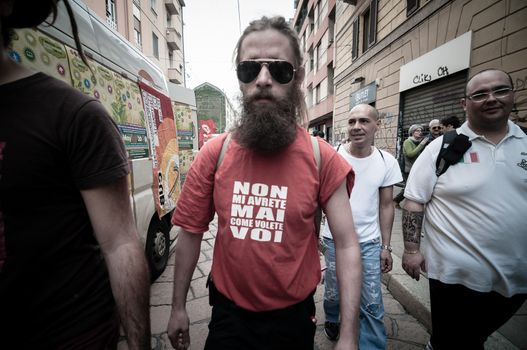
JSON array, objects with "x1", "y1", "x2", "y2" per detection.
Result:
[
  {"x1": 380, "y1": 249, "x2": 393, "y2": 273},
  {"x1": 167, "y1": 229, "x2": 203, "y2": 350},
  {"x1": 402, "y1": 251, "x2": 426, "y2": 280},
  {"x1": 167, "y1": 308, "x2": 190, "y2": 350}
]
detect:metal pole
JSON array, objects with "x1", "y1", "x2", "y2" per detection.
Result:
[{"x1": 237, "y1": 0, "x2": 242, "y2": 35}]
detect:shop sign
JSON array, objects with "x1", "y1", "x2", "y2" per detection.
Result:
[
  {"x1": 399, "y1": 31, "x2": 471, "y2": 92},
  {"x1": 349, "y1": 82, "x2": 377, "y2": 109}
]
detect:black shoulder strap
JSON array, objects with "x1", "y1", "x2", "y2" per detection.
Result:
[
  {"x1": 436, "y1": 125, "x2": 525, "y2": 177},
  {"x1": 436, "y1": 130, "x2": 458, "y2": 176},
  {"x1": 435, "y1": 130, "x2": 471, "y2": 177},
  {"x1": 377, "y1": 148, "x2": 385, "y2": 161}
]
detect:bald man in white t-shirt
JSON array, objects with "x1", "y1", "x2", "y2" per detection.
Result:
[{"x1": 321, "y1": 104, "x2": 402, "y2": 349}]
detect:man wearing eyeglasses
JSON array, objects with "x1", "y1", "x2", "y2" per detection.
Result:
[
  {"x1": 167, "y1": 16, "x2": 362, "y2": 350},
  {"x1": 427, "y1": 119, "x2": 443, "y2": 141},
  {"x1": 401, "y1": 68, "x2": 527, "y2": 349}
]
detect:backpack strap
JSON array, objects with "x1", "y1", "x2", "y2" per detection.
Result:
[
  {"x1": 310, "y1": 136, "x2": 322, "y2": 238},
  {"x1": 435, "y1": 125, "x2": 525, "y2": 177},
  {"x1": 215, "y1": 133, "x2": 232, "y2": 171},
  {"x1": 435, "y1": 130, "x2": 457, "y2": 176},
  {"x1": 377, "y1": 148, "x2": 385, "y2": 161},
  {"x1": 435, "y1": 130, "x2": 471, "y2": 177},
  {"x1": 310, "y1": 135, "x2": 321, "y2": 171}
]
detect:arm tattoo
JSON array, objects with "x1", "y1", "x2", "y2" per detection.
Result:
[{"x1": 402, "y1": 209, "x2": 423, "y2": 244}]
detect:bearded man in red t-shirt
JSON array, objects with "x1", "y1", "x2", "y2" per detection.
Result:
[{"x1": 167, "y1": 16, "x2": 362, "y2": 350}]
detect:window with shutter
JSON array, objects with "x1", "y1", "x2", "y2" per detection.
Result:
[
  {"x1": 407, "y1": 0, "x2": 419, "y2": 16},
  {"x1": 352, "y1": 18, "x2": 359, "y2": 60}
]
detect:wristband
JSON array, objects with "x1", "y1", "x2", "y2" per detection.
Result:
[
  {"x1": 404, "y1": 249, "x2": 420, "y2": 254},
  {"x1": 381, "y1": 244, "x2": 392, "y2": 252}
]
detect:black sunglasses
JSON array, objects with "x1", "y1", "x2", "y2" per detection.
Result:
[{"x1": 236, "y1": 60, "x2": 296, "y2": 84}]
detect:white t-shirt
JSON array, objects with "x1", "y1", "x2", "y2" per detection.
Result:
[
  {"x1": 405, "y1": 121, "x2": 527, "y2": 297},
  {"x1": 322, "y1": 146, "x2": 402, "y2": 243}
]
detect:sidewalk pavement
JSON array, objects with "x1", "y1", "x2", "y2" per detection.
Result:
[
  {"x1": 387, "y1": 196, "x2": 527, "y2": 349},
  {"x1": 144, "y1": 219, "x2": 431, "y2": 350},
  {"x1": 135, "y1": 202, "x2": 527, "y2": 349}
]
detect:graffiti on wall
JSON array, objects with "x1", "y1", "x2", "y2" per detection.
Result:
[{"x1": 513, "y1": 76, "x2": 527, "y2": 123}]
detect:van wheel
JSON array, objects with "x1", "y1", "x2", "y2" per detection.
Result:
[{"x1": 145, "y1": 215, "x2": 170, "y2": 281}]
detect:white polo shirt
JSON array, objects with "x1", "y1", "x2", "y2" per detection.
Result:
[{"x1": 405, "y1": 121, "x2": 527, "y2": 297}]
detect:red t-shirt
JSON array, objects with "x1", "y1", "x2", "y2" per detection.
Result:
[{"x1": 172, "y1": 128, "x2": 354, "y2": 311}]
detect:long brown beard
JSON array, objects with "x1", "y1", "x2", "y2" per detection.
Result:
[{"x1": 234, "y1": 87, "x2": 301, "y2": 153}]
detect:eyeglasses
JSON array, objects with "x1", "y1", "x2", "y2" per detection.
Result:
[
  {"x1": 466, "y1": 87, "x2": 513, "y2": 102},
  {"x1": 431, "y1": 126, "x2": 442, "y2": 131},
  {"x1": 236, "y1": 60, "x2": 296, "y2": 84}
]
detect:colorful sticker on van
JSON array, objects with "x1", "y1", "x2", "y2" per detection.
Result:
[
  {"x1": 140, "y1": 82, "x2": 181, "y2": 217},
  {"x1": 177, "y1": 149, "x2": 194, "y2": 186},
  {"x1": 64, "y1": 47, "x2": 149, "y2": 159},
  {"x1": 173, "y1": 103, "x2": 195, "y2": 150},
  {"x1": 118, "y1": 124, "x2": 149, "y2": 159},
  {"x1": 8, "y1": 28, "x2": 70, "y2": 84}
]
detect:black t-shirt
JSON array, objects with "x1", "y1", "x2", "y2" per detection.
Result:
[{"x1": 0, "y1": 73, "x2": 129, "y2": 347}]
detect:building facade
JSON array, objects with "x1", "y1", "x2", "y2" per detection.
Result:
[
  {"x1": 82, "y1": 0, "x2": 186, "y2": 85},
  {"x1": 329, "y1": 1, "x2": 526, "y2": 346},
  {"x1": 194, "y1": 83, "x2": 238, "y2": 149},
  {"x1": 293, "y1": 0, "x2": 337, "y2": 143},
  {"x1": 332, "y1": 0, "x2": 527, "y2": 159}
]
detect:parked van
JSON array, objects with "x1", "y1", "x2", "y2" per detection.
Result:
[{"x1": 9, "y1": 0, "x2": 196, "y2": 280}]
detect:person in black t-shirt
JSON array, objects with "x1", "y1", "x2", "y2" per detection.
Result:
[{"x1": 0, "y1": 1, "x2": 150, "y2": 348}]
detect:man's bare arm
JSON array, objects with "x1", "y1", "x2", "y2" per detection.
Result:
[
  {"x1": 167, "y1": 229, "x2": 203, "y2": 350},
  {"x1": 81, "y1": 177, "x2": 151, "y2": 349},
  {"x1": 325, "y1": 181, "x2": 362, "y2": 350},
  {"x1": 401, "y1": 200, "x2": 426, "y2": 280},
  {"x1": 402, "y1": 200, "x2": 424, "y2": 246},
  {"x1": 378, "y1": 186, "x2": 394, "y2": 273}
]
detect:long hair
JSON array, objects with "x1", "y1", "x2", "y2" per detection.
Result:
[
  {"x1": 234, "y1": 16, "x2": 303, "y2": 67},
  {"x1": 233, "y1": 16, "x2": 308, "y2": 125}
]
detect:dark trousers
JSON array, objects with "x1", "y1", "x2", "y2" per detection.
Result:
[
  {"x1": 205, "y1": 282, "x2": 316, "y2": 350},
  {"x1": 429, "y1": 278, "x2": 526, "y2": 350}
]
